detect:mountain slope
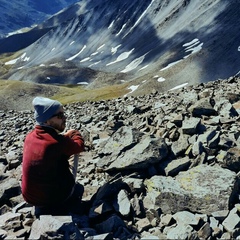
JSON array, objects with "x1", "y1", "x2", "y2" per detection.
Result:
[
  {"x1": 1, "y1": 0, "x2": 240, "y2": 94},
  {"x1": 0, "y1": 0, "x2": 78, "y2": 38}
]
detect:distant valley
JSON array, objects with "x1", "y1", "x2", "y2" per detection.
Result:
[{"x1": 0, "y1": 0, "x2": 240, "y2": 99}]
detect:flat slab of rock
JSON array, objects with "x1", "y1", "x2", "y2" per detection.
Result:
[
  {"x1": 144, "y1": 165, "x2": 237, "y2": 214},
  {"x1": 106, "y1": 135, "x2": 168, "y2": 171},
  {"x1": 29, "y1": 215, "x2": 80, "y2": 239}
]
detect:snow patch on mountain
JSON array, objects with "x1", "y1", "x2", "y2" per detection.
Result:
[
  {"x1": 1, "y1": 0, "x2": 240, "y2": 95},
  {"x1": 107, "y1": 49, "x2": 135, "y2": 66},
  {"x1": 160, "y1": 38, "x2": 203, "y2": 71},
  {"x1": 124, "y1": 85, "x2": 140, "y2": 96},
  {"x1": 170, "y1": 83, "x2": 189, "y2": 91},
  {"x1": 66, "y1": 45, "x2": 87, "y2": 61}
]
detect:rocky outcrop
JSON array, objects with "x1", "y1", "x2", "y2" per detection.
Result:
[{"x1": 0, "y1": 77, "x2": 240, "y2": 239}]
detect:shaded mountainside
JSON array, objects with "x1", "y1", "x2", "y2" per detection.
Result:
[
  {"x1": 0, "y1": 77, "x2": 240, "y2": 239},
  {"x1": 1, "y1": 0, "x2": 240, "y2": 95},
  {"x1": 0, "y1": 0, "x2": 78, "y2": 39}
]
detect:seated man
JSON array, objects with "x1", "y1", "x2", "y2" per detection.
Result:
[{"x1": 21, "y1": 96, "x2": 85, "y2": 216}]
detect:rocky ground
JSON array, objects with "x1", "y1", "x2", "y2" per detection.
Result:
[{"x1": 0, "y1": 77, "x2": 240, "y2": 239}]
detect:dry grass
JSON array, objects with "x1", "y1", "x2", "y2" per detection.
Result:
[
  {"x1": 54, "y1": 83, "x2": 130, "y2": 104},
  {"x1": 0, "y1": 79, "x2": 130, "y2": 110}
]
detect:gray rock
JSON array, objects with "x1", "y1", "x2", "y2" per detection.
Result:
[
  {"x1": 144, "y1": 165, "x2": 237, "y2": 214},
  {"x1": 222, "y1": 205, "x2": 240, "y2": 233},
  {"x1": 80, "y1": 116, "x2": 93, "y2": 124},
  {"x1": 209, "y1": 217, "x2": 223, "y2": 237},
  {"x1": 180, "y1": 90, "x2": 198, "y2": 106},
  {"x1": 189, "y1": 98, "x2": 218, "y2": 117},
  {"x1": 0, "y1": 212, "x2": 22, "y2": 228},
  {"x1": 192, "y1": 141, "x2": 204, "y2": 156},
  {"x1": 175, "y1": 165, "x2": 238, "y2": 214},
  {"x1": 29, "y1": 215, "x2": 83, "y2": 240},
  {"x1": 173, "y1": 211, "x2": 199, "y2": 226},
  {"x1": 135, "y1": 217, "x2": 152, "y2": 232},
  {"x1": 130, "y1": 194, "x2": 144, "y2": 217},
  {"x1": 0, "y1": 178, "x2": 21, "y2": 205},
  {"x1": 171, "y1": 134, "x2": 189, "y2": 157},
  {"x1": 198, "y1": 222, "x2": 212, "y2": 239},
  {"x1": 145, "y1": 209, "x2": 160, "y2": 227},
  {"x1": 197, "y1": 128, "x2": 218, "y2": 145},
  {"x1": 106, "y1": 135, "x2": 168, "y2": 171},
  {"x1": 140, "y1": 232, "x2": 164, "y2": 239},
  {"x1": 211, "y1": 210, "x2": 229, "y2": 221},
  {"x1": 114, "y1": 189, "x2": 131, "y2": 217},
  {"x1": 160, "y1": 156, "x2": 191, "y2": 177},
  {"x1": 208, "y1": 131, "x2": 220, "y2": 148},
  {"x1": 182, "y1": 117, "x2": 201, "y2": 135},
  {"x1": 215, "y1": 99, "x2": 238, "y2": 118},
  {"x1": 123, "y1": 177, "x2": 144, "y2": 193},
  {"x1": 209, "y1": 216, "x2": 220, "y2": 231},
  {"x1": 165, "y1": 223, "x2": 196, "y2": 240},
  {"x1": 97, "y1": 126, "x2": 143, "y2": 168},
  {"x1": 160, "y1": 214, "x2": 174, "y2": 228},
  {"x1": 221, "y1": 232, "x2": 232, "y2": 239},
  {"x1": 217, "y1": 147, "x2": 240, "y2": 172}
]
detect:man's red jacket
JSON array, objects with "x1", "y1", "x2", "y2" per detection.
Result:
[{"x1": 21, "y1": 125, "x2": 84, "y2": 206}]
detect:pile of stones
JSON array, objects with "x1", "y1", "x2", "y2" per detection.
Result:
[{"x1": 0, "y1": 77, "x2": 240, "y2": 239}]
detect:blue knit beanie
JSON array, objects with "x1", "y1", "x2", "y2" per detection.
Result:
[{"x1": 32, "y1": 96, "x2": 62, "y2": 124}]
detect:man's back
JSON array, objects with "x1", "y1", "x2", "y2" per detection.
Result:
[{"x1": 22, "y1": 125, "x2": 75, "y2": 206}]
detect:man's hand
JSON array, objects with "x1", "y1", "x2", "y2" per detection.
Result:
[{"x1": 64, "y1": 129, "x2": 80, "y2": 138}]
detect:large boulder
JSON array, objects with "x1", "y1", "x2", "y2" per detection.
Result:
[
  {"x1": 144, "y1": 165, "x2": 239, "y2": 214},
  {"x1": 97, "y1": 127, "x2": 168, "y2": 172},
  {"x1": 106, "y1": 135, "x2": 168, "y2": 171},
  {"x1": 96, "y1": 126, "x2": 144, "y2": 168}
]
